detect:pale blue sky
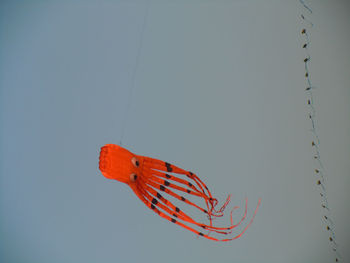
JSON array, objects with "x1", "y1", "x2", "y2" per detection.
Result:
[{"x1": 1, "y1": 1, "x2": 349, "y2": 263}]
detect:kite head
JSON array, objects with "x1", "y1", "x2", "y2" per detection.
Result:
[{"x1": 99, "y1": 144, "x2": 142, "y2": 184}]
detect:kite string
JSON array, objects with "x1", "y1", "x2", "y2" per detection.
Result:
[
  {"x1": 299, "y1": 1, "x2": 341, "y2": 262},
  {"x1": 299, "y1": 0, "x2": 312, "y2": 14},
  {"x1": 119, "y1": 1, "x2": 150, "y2": 146}
]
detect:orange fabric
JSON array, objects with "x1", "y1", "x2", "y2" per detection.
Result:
[{"x1": 99, "y1": 144, "x2": 260, "y2": 241}]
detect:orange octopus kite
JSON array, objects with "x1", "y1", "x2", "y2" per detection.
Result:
[{"x1": 99, "y1": 144, "x2": 260, "y2": 241}]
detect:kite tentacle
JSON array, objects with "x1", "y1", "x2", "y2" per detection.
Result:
[
  {"x1": 144, "y1": 168, "x2": 204, "y2": 195},
  {"x1": 143, "y1": 157, "x2": 230, "y2": 217},
  {"x1": 131, "y1": 180, "x2": 262, "y2": 241},
  {"x1": 138, "y1": 174, "x2": 256, "y2": 233},
  {"x1": 137, "y1": 177, "x2": 229, "y2": 234}
]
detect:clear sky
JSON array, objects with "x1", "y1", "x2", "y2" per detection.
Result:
[{"x1": 1, "y1": 1, "x2": 349, "y2": 263}]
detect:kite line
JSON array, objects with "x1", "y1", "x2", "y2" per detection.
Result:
[
  {"x1": 120, "y1": 2, "x2": 150, "y2": 146},
  {"x1": 299, "y1": 1, "x2": 341, "y2": 262}
]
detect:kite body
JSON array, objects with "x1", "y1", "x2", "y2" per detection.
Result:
[{"x1": 99, "y1": 144, "x2": 260, "y2": 241}]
